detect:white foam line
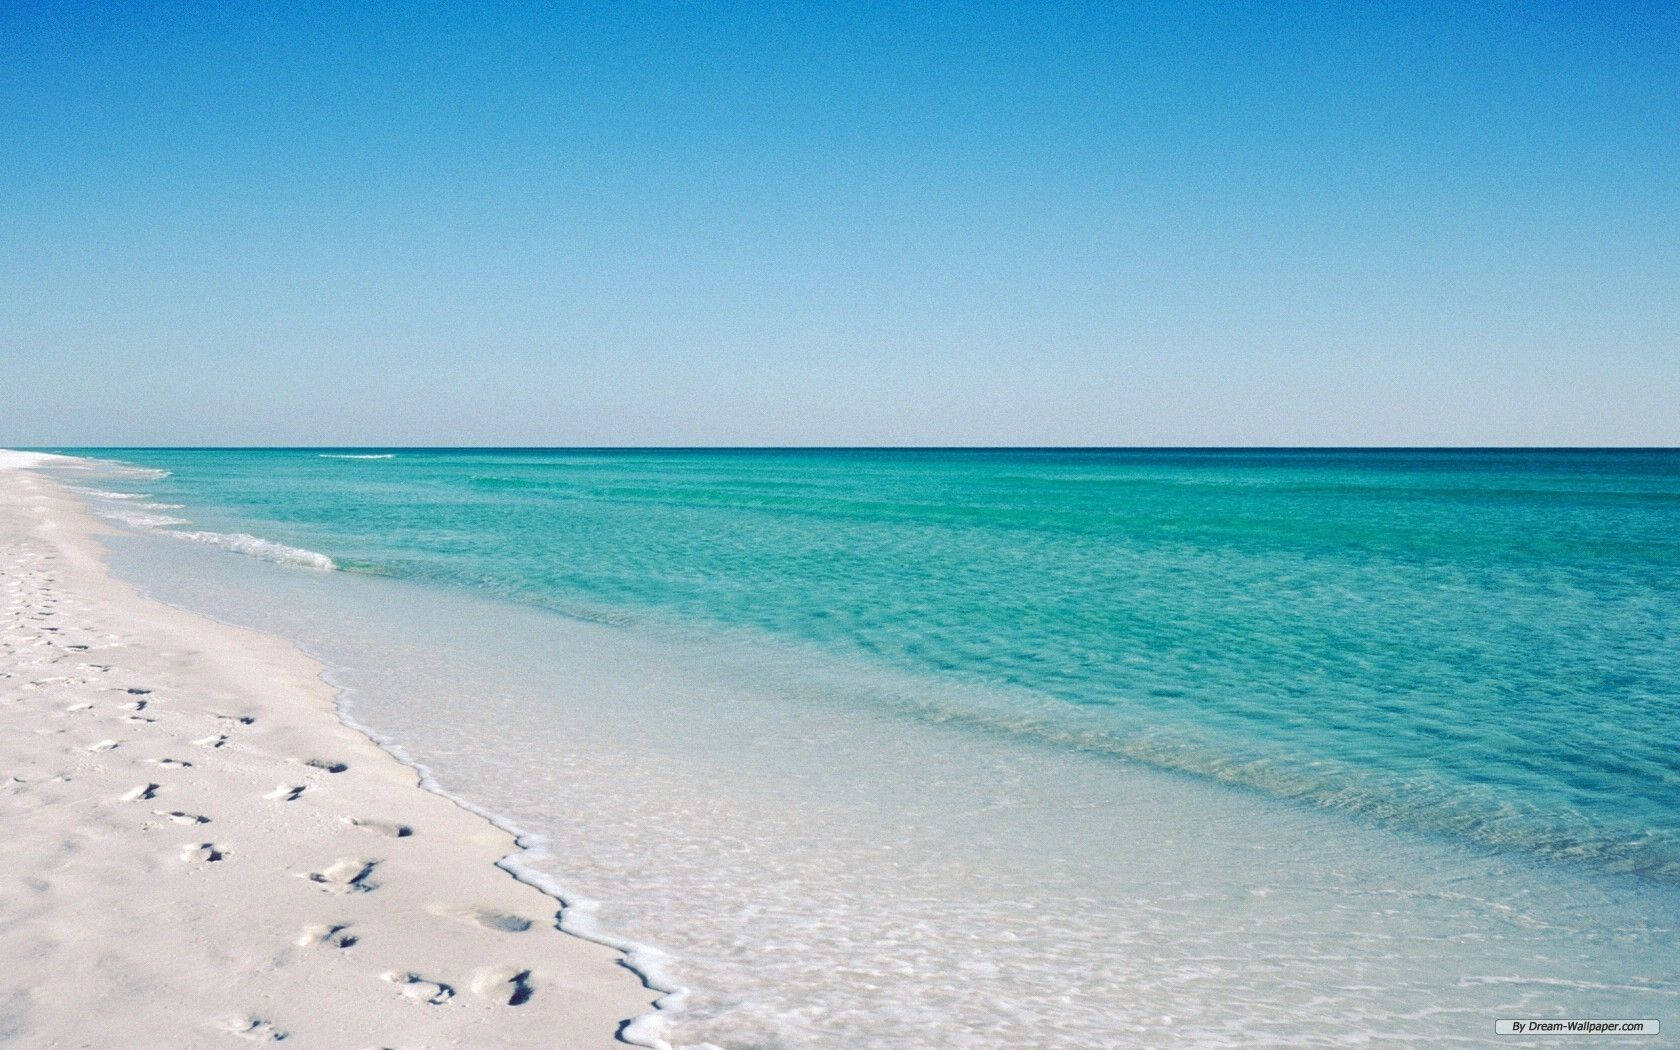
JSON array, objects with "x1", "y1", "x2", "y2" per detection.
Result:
[
  {"x1": 322, "y1": 670, "x2": 687, "y2": 1050},
  {"x1": 99, "y1": 510, "x2": 192, "y2": 529},
  {"x1": 163, "y1": 531, "x2": 337, "y2": 572},
  {"x1": 74, "y1": 489, "x2": 147, "y2": 500},
  {"x1": 62, "y1": 470, "x2": 339, "y2": 574},
  {"x1": 89, "y1": 460, "x2": 172, "y2": 480}
]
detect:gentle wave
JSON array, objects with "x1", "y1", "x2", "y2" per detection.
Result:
[
  {"x1": 99, "y1": 509, "x2": 192, "y2": 529},
  {"x1": 69, "y1": 461, "x2": 338, "y2": 574},
  {"x1": 897, "y1": 696, "x2": 1680, "y2": 879},
  {"x1": 319, "y1": 453, "x2": 396, "y2": 460},
  {"x1": 75, "y1": 489, "x2": 147, "y2": 500},
  {"x1": 164, "y1": 530, "x2": 337, "y2": 571},
  {"x1": 84, "y1": 460, "x2": 172, "y2": 480}
]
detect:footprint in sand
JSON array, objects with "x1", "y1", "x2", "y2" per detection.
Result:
[
  {"x1": 125, "y1": 688, "x2": 151, "y2": 696},
  {"x1": 470, "y1": 967, "x2": 535, "y2": 1006},
  {"x1": 181, "y1": 842, "x2": 226, "y2": 863},
  {"x1": 266, "y1": 784, "x2": 307, "y2": 802},
  {"x1": 301, "y1": 858, "x2": 376, "y2": 893},
  {"x1": 123, "y1": 699, "x2": 148, "y2": 711},
  {"x1": 381, "y1": 971, "x2": 454, "y2": 1005},
  {"x1": 221, "y1": 1016, "x2": 286, "y2": 1042},
  {"x1": 86, "y1": 739, "x2": 119, "y2": 752},
  {"x1": 194, "y1": 734, "x2": 228, "y2": 749},
  {"x1": 302, "y1": 758, "x2": 348, "y2": 773},
  {"x1": 64, "y1": 702, "x2": 92, "y2": 712},
  {"x1": 152, "y1": 757, "x2": 193, "y2": 768},
  {"x1": 121, "y1": 783, "x2": 159, "y2": 802},
  {"x1": 425, "y1": 903, "x2": 533, "y2": 933},
  {"x1": 342, "y1": 817, "x2": 412, "y2": 838},
  {"x1": 295, "y1": 922, "x2": 358, "y2": 949},
  {"x1": 155, "y1": 809, "x2": 210, "y2": 825}
]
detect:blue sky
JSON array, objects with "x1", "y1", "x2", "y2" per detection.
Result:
[{"x1": 3, "y1": 0, "x2": 1676, "y2": 445}]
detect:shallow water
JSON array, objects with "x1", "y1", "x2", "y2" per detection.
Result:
[{"x1": 52, "y1": 448, "x2": 1680, "y2": 1046}]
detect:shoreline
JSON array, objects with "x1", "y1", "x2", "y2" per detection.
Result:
[
  {"x1": 12, "y1": 448, "x2": 1676, "y2": 1047},
  {"x1": 0, "y1": 460, "x2": 660, "y2": 1047}
]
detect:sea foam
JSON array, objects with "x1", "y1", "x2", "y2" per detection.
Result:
[
  {"x1": 69, "y1": 470, "x2": 336, "y2": 574},
  {"x1": 100, "y1": 509, "x2": 192, "y2": 529},
  {"x1": 75, "y1": 489, "x2": 147, "y2": 500},
  {"x1": 84, "y1": 460, "x2": 172, "y2": 480},
  {"x1": 166, "y1": 530, "x2": 337, "y2": 571}
]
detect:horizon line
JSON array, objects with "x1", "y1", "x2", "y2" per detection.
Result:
[{"x1": 17, "y1": 445, "x2": 1680, "y2": 454}]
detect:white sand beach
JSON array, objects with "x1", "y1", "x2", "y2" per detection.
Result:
[{"x1": 0, "y1": 457, "x2": 657, "y2": 1047}]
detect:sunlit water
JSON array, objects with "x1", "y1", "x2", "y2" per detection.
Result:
[{"x1": 49, "y1": 448, "x2": 1680, "y2": 1047}]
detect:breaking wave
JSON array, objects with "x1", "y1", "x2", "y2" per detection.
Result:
[
  {"x1": 75, "y1": 489, "x2": 147, "y2": 500},
  {"x1": 164, "y1": 530, "x2": 338, "y2": 571},
  {"x1": 84, "y1": 460, "x2": 172, "y2": 481},
  {"x1": 99, "y1": 509, "x2": 192, "y2": 529}
]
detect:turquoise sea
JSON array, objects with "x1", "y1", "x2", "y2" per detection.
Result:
[{"x1": 49, "y1": 448, "x2": 1680, "y2": 1048}]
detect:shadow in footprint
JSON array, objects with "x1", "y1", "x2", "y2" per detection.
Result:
[
  {"x1": 156, "y1": 810, "x2": 210, "y2": 825},
  {"x1": 343, "y1": 817, "x2": 412, "y2": 838},
  {"x1": 381, "y1": 971, "x2": 453, "y2": 1005},
  {"x1": 221, "y1": 1016, "x2": 286, "y2": 1042},
  {"x1": 296, "y1": 922, "x2": 358, "y2": 949},
  {"x1": 471, "y1": 967, "x2": 534, "y2": 1006},
  {"x1": 301, "y1": 859, "x2": 376, "y2": 893}
]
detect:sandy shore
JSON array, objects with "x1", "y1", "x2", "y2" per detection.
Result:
[{"x1": 0, "y1": 458, "x2": 657, "y2": 1047}]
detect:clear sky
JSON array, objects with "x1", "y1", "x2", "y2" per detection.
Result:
[{"x1": 3, "y1": 0, "x2": 1676, "y2": 446}]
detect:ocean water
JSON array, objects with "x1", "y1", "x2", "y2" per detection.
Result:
[{"x1": 48, "y1": 448, "x2": 1680, "y2": 1047}]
